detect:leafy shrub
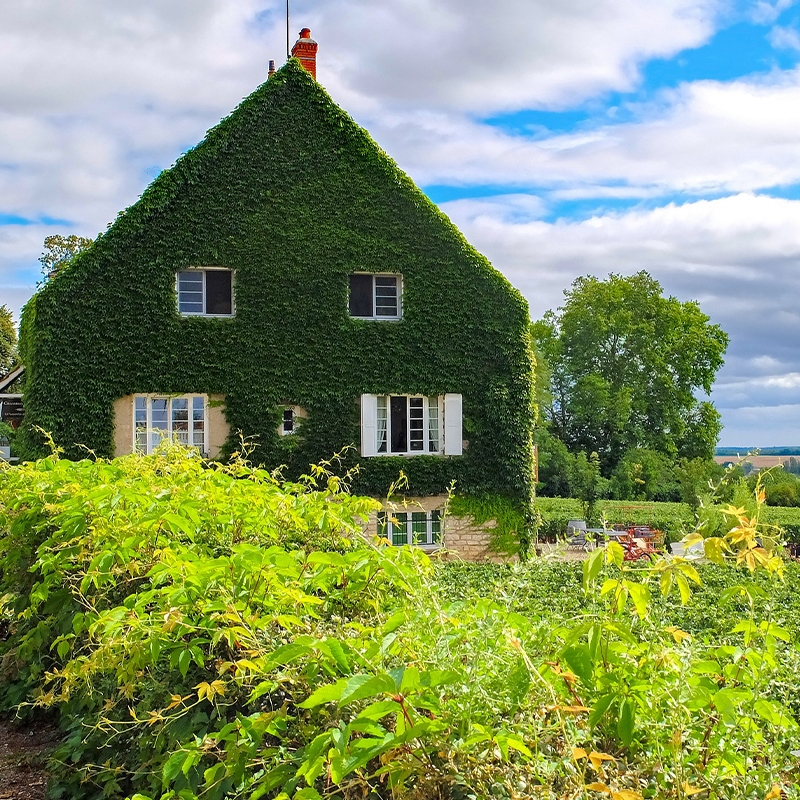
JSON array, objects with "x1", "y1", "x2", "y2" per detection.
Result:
[{"x1": 0, "y1": 449, "x2": 798, "y2": 799}]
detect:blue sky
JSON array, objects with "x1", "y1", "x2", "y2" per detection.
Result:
[{"x1": 2, "y1": 0, "x2": 800, "y2": 445}]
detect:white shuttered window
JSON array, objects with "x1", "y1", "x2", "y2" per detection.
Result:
[{"x1": 359, "y1": 394, "x2": 462, "y2": 456}]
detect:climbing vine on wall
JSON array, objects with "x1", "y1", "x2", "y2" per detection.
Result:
[{"x1": 18, "y1": 60, "x2": 535, "y2": 504}]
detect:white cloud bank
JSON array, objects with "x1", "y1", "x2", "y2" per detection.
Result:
[{"x1": 443, "y1": 191, "x2": 800, "y2": 444}]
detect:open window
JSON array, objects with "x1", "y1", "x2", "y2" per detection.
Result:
[
  {"x1": 360, "y1": 394, "x2": 462, "y2": 456},
  {"x1": 177, "y1": 269, "x2": 234, "y2": 316},
  {"x1": 349, "y1": 274, "x2": 401, "y2": 320}
]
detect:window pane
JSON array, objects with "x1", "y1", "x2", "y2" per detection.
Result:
[
  {"x1": 377, "y1": 396, "x2": 388, "y2": 453},
  {"x1": 135, "y1": 397, "x2": 147, "y2": 453},
  {"x1": 411, "y1": 512, "x2": 428, "y2": 544},
  {"x1": 428, "y1": 396, "x2": 440, "y2": 452},
  {"x1": 377, "y1": 511, "x2": 388, "y2": 539},
  {"x1": 283, "y1": 408, "x2": 294, "y2": 433},
  {"x1": 192, "y1": 397, "x2": 204, "y2": 448},
  {"x1": 392, "y1": 513, "x2": 408, "y2": 546},
  {"x1": 409, "y1": 397, "x2": 424, "y2": 451},
  {"x1": 150, "y1": 398, "x2": 168, "y2": 450},
  {"x1": 374, "y1": 276, "x2": 398, "y2": 317},
  {"x1": 349, "y1": 274, "x2": 373, "y2": 317},
  {"x1": 431, "y1": 511, "x2": 441, "y2": 544},
  {"x1": 172, "y1": 398, "x2": 189, "y2": 445},
  {"x1": 390, "y1": 396, "x2": 408, "y2": 453},
  {"x1": 205, "y1": 270, "x2": 232, "y2": 315},
  {"x1": 177, "y1": 271, "x2": 204, "y2": 314}
]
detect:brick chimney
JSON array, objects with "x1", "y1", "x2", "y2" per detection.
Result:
[
  {"x1": 268, "y1": 59, "x2": 276, "y2": 77},
  {"x1": 291, "y1": 28, "x2": 318, "y2": 79}
]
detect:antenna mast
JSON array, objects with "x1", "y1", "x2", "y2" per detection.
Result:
[{"x1": 286, "y1": 0, "x2": 290, "y2": 59}]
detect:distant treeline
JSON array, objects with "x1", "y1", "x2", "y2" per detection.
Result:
[{"x1": 715, "y1": 447, "x2": 800, "y2": 456}]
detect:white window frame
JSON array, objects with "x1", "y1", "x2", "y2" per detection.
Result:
[
  {"x1": 176, "y1": 267, "x2": 235, "y2": 317},
  {"x1": 348, "y1": 273, "x2": 402, "y2": 321},
  {"x1": 360, "y1": 393, "x2": 462, "y2": 457},
  {"x1": 378, "y1": 509, "x2": 442, "y2": 547},
  {"x1": 134, "y1": 394, "x2": 208, "y2": 455}
]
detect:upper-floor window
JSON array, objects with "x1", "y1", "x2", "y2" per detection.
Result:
[
  {"x1": 177, "y1": 269, "x2": 234, "y2": 316},
  {"x1": 134, "y1": 395, "x2": 206, "y2": 454},
  {"x1": 349, "y1": 274, "x2": 401, "y2": 320}
]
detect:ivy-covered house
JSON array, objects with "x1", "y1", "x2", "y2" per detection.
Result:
[{"x1": 18, "y1": 31, "x2": 536, "y2": 557}]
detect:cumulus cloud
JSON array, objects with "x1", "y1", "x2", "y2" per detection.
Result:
[
  {"x1": 441, "y1": 192, "x2": 800, "y2": 443},
  {"x1": 357, "y1": 68, "x2": 800, "y2": 195},
  {"x1": 315, "y1": 0, "x2": 719, "y2": 113}
]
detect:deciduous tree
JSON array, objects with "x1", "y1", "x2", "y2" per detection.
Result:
[
  {"x1": 532, "y1": 271, "x2": 728, "y2": 474},
  {"x1": 0, "y1": 305, "x2": 16, "y2": 378},
  {"x1": 39, "y1": 234, "x2": 93, "y2": 281}
]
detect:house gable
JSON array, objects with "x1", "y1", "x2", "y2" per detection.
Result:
[{"x1": 19, "y1": 59, "x2": 535, "y2": 502}]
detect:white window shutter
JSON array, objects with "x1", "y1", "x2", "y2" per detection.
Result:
[
  {"x1": 360, "y1": 394, "x2": 378, "y2": 456},
  {"x1": 443, "y1": 393, "x2": 463, "y2": 455}
]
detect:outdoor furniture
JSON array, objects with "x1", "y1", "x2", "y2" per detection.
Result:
[
  {"x1": 620, "y1": 532, "x2": 658, "y2": 561},
  {"x1": 565, "y1": 520, "x2": 592, "y2": 551},
  {"x1": 670, "y1": 540, "x2": 704, "y2": 558}
]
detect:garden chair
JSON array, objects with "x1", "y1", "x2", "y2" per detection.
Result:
[{"x1": 565, "y1": 519, "x2": 592, "y2": 551}]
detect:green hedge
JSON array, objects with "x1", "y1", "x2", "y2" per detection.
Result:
[
  {"x1": 17, "y1": 60, "x2": 535, "y2": 504},
  {"x1": 534, "y1": 496, "x2": 800, "y2": 545},
  {"x1": 534, "y1": 497, "x2": 694, "y2": 543}
]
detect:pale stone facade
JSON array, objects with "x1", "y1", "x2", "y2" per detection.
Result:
[
  {"x1": 362, "y1": 493, "x2": 505, "y2": 562},
  {"x1": 113, "y1": 394, "x2": 230, "y2": 459}
]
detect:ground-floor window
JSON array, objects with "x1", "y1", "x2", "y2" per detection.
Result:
[
  {"x1": 378, "y1": 509, "x2": 441, "y2": 546},
  {"x1": 134, "y1": 395, "x2": 206, "y2": 454}
]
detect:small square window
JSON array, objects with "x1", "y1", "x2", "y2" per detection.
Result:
[
  {"x1": 177, "y1": 269, "x2": 233, "y2": 316},
  {"x1": 349, "y1": 274, "x2": 401, "y2": 320}
]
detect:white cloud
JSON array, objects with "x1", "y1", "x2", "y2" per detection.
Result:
[
  {"x1": 441, "y1": 192, "x2": 800, "y2": 443},
  {"x1": 316, "y1": 0, "x2": 719, "y2": 113},
  {"x1": 767, "y1": 24, "x2": 800, "y2": 50},
  {"x1": 356, "y1": 67, "x2": 800, "y2": 195},
  {"x1": 750, "y1": 0, "x2": 797, "y2": 25}
]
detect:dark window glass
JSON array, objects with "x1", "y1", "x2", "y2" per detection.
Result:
[
  {"x1": 392, "y1": 513, "x2": 408, "y2": 546},
  {"x1": 390, "y1": 396, "x2": 407, "y2": 453},
  {"x1": 206, "y1": 270, "x2": 233, "y2": 315},
  {"x1": 283, "y1": 408, "x2": 294, "y2": 433},
  {"x1": 349, "y1": 274, "x2": 373, "y2": 317}
]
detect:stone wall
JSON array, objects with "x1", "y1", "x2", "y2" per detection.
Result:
[{"x1": 362, "y1": 494, "x2": 510, "y2": 562}]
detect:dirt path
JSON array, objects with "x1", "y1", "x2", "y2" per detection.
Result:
[{"x1": 0, "y1": 717, "x2": 57, "y2": 800}]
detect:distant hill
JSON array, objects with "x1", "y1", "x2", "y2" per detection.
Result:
[{"x1": 715, "y1": 447, "x2": 800, "y2": 456}]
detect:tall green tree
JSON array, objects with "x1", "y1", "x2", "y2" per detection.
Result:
[
  {"x1": 39, "y1": 234, "x2": 93, "y2": 281},
  {"x1": 0, "y1": 305, "x2": 17, "y2": 378},
  {"x1": 532, "y1": 271, "x2": 728, "y2": 474}
]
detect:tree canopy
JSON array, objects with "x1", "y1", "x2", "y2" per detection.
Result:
[
  {"x1": 0, "y1": 305, "x2": 16, "y2": 378},
  {"x1": 39, "y1": 234, "x2": 94, "y2": 281},
  {"x1": 532, "y1": 271, "x2": 729, "y2": 474}
]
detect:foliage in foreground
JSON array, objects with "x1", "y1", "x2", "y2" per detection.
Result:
[{"x1": 0, "y1": 448, "x2": 798, "y2": 800}]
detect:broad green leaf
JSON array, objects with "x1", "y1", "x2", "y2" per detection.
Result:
[
  {"x1": 162, "y1": 750, "x2": 188, "y2": 785},
  {"x1": 754, "y1": 699, "x2": 796, "y2": 728},
  {"x1": 340, "y1": 673, "x2": 396, "y2": 705},
  {"x1": 298, "y1": 678, "x2": 349, "y2": 709},
  {"x1": 583, "y1": 547, "x2": 604, "y2": 590},
  {"x1": 563, "y1": 643, "x2": 593, "y2": 686},
  {"x1": 589, "y1": 692, "x2": 617, "y2": 727},
  {"x1": 617, "y1": 697, "x2": 635, "y2": 747}
]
